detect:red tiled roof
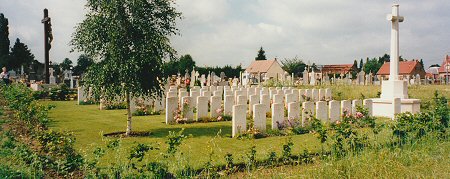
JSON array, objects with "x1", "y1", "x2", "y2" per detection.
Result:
[
  {"x1": 245, "y1": 60, "x2": 278, "y2": 73},
  {"x1": 438, "y1": 55, "x2": 450, "y2": 73},
  {"x1": 377, "y1": 60, "x2": 421, "y2": 75},
  {"x1": 322, "y1": 64, "x2": 356, "y2": 74}
]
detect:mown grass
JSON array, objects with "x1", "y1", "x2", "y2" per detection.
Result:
[{"x1": 45, "y1": 85, "x2": 449, "y2": 172}]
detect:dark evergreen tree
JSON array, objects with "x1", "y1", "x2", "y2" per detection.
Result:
[
  {"x1": 73, "y1": 54, "x2": 94, "y2": 75},
  {"x1": 419, "y1": 59, "x2": 424, "y2": 70},
  {"x1": 0, "y1": 13, "x2": 10, "y2": 67},
  {"x1": 359, "y1": 59, "x2": 364, "y2": 71},
  {"x1": 353, "y1": 60, "x2": 358, "y2": 72},
  {"x1": 255, "y1": 47, "x2": 267, "y2": 60},
  {"x1": 60, "y1": 58, "x2": 73, "y2": 71},
  {"x1": 9, "y1": 38, "x2": 35, "y2": 70}
]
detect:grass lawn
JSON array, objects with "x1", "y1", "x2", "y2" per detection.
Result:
[{"x1": 45, "y1": 85, "x2": 450, "y2": 170}]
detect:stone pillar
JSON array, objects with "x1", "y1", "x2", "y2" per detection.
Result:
[
  {"x1": 329, "y1": 100, "x2": 340, "y2": 122},
  {"x1": 181, "y1": 96, "x2": 194, "y2": 122},
  {"x1": 288, "y1": 102, "x2": 300, "y2": 121},
  {"x1": 253, "y1": 104, "x2": 267, "y2": 132},
  {"x1": 271, "y1": 103, "x2": 284, "y2": 130},
  {"x1": 196, "y1": 96, "x2": 209, "y2": 120},
  {"x1": 166, "y1": 97, "x2": 178, "y2": 124},
  {"x1": 363, "y1": 99, "x2": 373, "y2": 116},
  {"x1": 224, "y1": 95, "x2": 235, "y2": 116},
  {"x1": 316, "y1": 101, "x2": 328, "y2": 122},
  {"x1": 341, "y1": 100, "x2": 352, "y2": 116},
  {"x1": 302, "y1": 101, "x2": 315, "y2": 127},
  {"x1": 232, "y1": 104, "x2": 247, "y2": 137},
  {"x1": 352, "y1": 99, "x2": 362, "y2": 114}
]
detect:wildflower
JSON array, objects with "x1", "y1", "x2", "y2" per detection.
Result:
[
  {"x1": 355, "y1": 112, "x2": 364, "y2": 119},
  {"x1": 335, "y1": 120, "x2": 341, "y2": 125}
]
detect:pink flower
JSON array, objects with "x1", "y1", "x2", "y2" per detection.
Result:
[
  {"x1": 355, "y1": 112, "x2": 364, "y2": 119},
  {"x1": 335, "y1": 120, "x2": 341, "y2": 125}
]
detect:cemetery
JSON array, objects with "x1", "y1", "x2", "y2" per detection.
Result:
[{"x1": 0, "y1": 2, "x2": 449, "y2": 178}]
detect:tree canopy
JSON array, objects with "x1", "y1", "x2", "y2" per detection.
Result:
[
  {"x1": 71, "y1": 0, "x2": 181, "y2": 135},
  {"x1": 60, "y1": 58, "x2": 73, "y2": 72},
  {"x1": 0, "y1": 13, "x2": 10, "y2": 68},
  {"x1": 73, "y1": 54, "x2": 94, "y2": 76},
  {"x1": 255, "y1": 47, "x2": 267, "y2": 60},
  {"x1": 10, "y1": 38, "x2": 35, "y2": 70},
  {"x1": 281, "y1": 56, "x2": 306, "y2": 77}
]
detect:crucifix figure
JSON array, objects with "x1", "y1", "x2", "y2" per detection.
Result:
[
  {"x1": 386, "y1": 4, "x2": 404, "y2": 81},
  {"x1": 41, "y1": 9, "x2": 53, "y2": 84}
]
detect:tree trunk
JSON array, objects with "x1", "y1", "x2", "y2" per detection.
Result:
[{"x1": 126, "y1": 92, "x2": 132, "y2": 136}]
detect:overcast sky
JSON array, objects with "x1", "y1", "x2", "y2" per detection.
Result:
[{"x1": 0, "y1": 0, "x2": 449, "y2": 68}]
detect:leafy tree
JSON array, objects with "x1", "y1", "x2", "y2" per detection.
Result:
[
  {"x1": 73, "y1": 54, "x2": 94, "y2": 75},
  {"x1": 378, "y1": 54, "x2": 390, "y2": 64},
  {"x1": 60, "y1": 58, "x2": 73, "y2": 71},
  {"x1": 0, "y1": 13, "x2": 10, "y2": 68},
  {"x1": 255, "y1": 47, "x2": 267, "y2": 60},
  {"x1": 363, "y1": 58, "x2": 383, "y2": 74},
  {"x1": 281, "y1": 56, "x2": 306, "y2": 77},
  {"x1": 419, "y1": 59, "x2": 424, "y2": 70},
  {"x1": 71, "y1": 0, "x2": 181, "y2": 136},
  {"x1": 178, "y1": 54, "x2": 195, "y2": 73},
  {"x1": 9, "y1": 38, "x2": 35, "y2": 71}
]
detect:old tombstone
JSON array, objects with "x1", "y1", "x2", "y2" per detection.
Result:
[
  {"x1": 316, "y1": 101, "x2": 328, "y2": 121},
  {"x1": 237, "y1": 95, "x2": 247, "y2": 105},
  {"x1": 325, "y1": 88, "x2": 332, "y2": 100},
  {"x1": 305, "y1": 89, "x2": 312, "y2": 101},
  {"x1": 299, "y1": 89, "x2": 306, "y2": 102},
  {"x1": 272, "y1": 103, "x2": 284, "y2": 130},
  {"x1": 232, "y1": 104, "x2": 247, "y2": 137},
  {"x1": 363, "y1": 99, "x2": 373, "y2": 116},
  {"x1": 273, "y1": 94, "x2": 284, "y2": 105},
  {"x1": 181, "y1": 96, "x2": 194, "y2": 122},
  {"x1": 288, "y1": 102, "x2": 300, "y2": 121},
  {"x1": 166, "y1": 97, "x2": 178, "y2": 124},
  {"x1": 253, "y1": 104, "x2": 267, "y2": 132},
  {"x1": 341, "y1": 100, "x2": 352, "y2": 116},
  {"x1": 318, "y1": 89, "x2": 325, "y2": 101},
  {"x1": 302, "y1": 102, "x2": 315, "y2": 127},
  {"x1": 190, "y1": 90, "x2": 200, "y2": 107},
  {"x1": 249, "y1": 95, "x2": 259, "y2": 115},
  {"x1": 260, "y1": 94, "x2": 270, "y2": 112},
  {"x1": 210, "y1": 96, "x2": 222, "y2": 119},
  {"x1": 352, "y1": 99, "x2": 362, "y2": 114},
  {"x1": 196, "y1": 96, "x2": 209, "y2": 120},
  {"x1": 312, "y1": 89, "x2": 319, "y2": 102},
  {"x1": 224, "y1": 95, "x2": 235, "y2": 116},
  {"x1": 77, "y1": 86, "x2": 87, "y2": 104},
  {"x1": 329, "y1": 100, "x2": 340, "y2": 122}
]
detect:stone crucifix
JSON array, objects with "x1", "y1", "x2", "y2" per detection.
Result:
[{"x1": 386, "y1": 4, "x2": 404, "y2": 81}]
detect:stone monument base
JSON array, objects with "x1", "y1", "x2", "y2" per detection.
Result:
[
  {"x1": 372, "y1": 98, "x2": 421, "y2": 118},
  {"x1": 380, "y1": 80, "x2": 408, "y2": 99}
]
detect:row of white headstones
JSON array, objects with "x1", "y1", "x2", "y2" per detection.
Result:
[{"x1": 164, "y1": 86, "x2": 398, "y2": 138}]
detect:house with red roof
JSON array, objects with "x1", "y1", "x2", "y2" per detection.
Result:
[
  {"x1": 376, "y1": 60, "x2": 426, "y2": 80},
  {"x1": 321, "y1": 64, "x2": 358, "y2": 74},
  {"x1": 438, "y1": 55, "x2": 450, "y2": 79},
  {"x1": 245, "y1": 59, "x2": 286, "y2": 82}
]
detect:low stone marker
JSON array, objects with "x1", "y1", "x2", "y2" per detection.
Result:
[
  {"x1": 253, "y1": 104, "x2": 267, "y2": 132},
  {"x1": 232, "y1": 104, "x2": 247, "y2": 137},
  {"x1": 341, "y1": 100, "x2": 352, "y2": 116},
  {"x1": 224, "y1": 95, "x2": 234, "y2": 116},
  {"x1": 166, "y1": 97, "x2": 178, "y2": 124},
  {"x1": 329, "y1": 100, "x2": 340, "y2": 122},
  {"x1": 302, "y1": 101, "x2": 315, "y2": 127},
  {"x1": 196, "y1": 96, "x2": 209, "y2": 120},
  {"x1": 249, "y1": 95, "x2": 259, "y2": 115},
  {"x1": 316, "y1": 101, "x2": 328, "y2": 121},
  {"x1": 210, "y1": 96, "x2": 222, "y2": 119},
  {"x1": 260, "y1": 94, "x2": 270, "y2": 112},
  {"x1": 272, "y1": 103, "x2": 284, "y2": 130},
  {"x1": 288, "y1": 102, "x2": 300, "y2": 121},
  {"x1": 352, "y1": 99, "x2": 362, "y2": 114},
  {"x1": 181, "y1": 96, "x2": 194, "y2": 122},
  {"x1": 363, "y1": 99, "x2": 373, "y2": 116}
]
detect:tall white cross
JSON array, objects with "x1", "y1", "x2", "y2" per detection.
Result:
[{"x1": 387, "y1": 4, "x2": 404, "y2": 81}]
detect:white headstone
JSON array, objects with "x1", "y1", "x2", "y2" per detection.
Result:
[
  {"x1": 352, "y1": 99, "x2": 362, "y2": 115},
  {"x1": 166, "y1": 97, "x2": 178, "y2": 124},
  {"x1": 341, "y1": 100, "x2": 352, "y2": 116},
  {"x1": 253, "y1": 104, "x2": 267, "y2": 132},
  {"x1": 181, "y1": 96, "x2": 194, "y2": 122},
  {"x1": 196, "y1": 96, "x2": 209, "y2": 120},
  {"x1": 260, "y1": 94, "x2": 270, "y2": 112},
  {"x1": 271, "y1": 103, "x2": 284, "y2": 130},
  {"x1": 210, "y1": 96, "x2": 222, "y2": 119},
  {"x1": 329, "y1": 100, "x2": 340, "y2": 122},
  {"x1": 302, "y1": 102, "x2": 315, "y2": 127},
  {"x1": 363, "y1": 99, "x2": 373, "y2": 116},
  {"x1": 316, "y1": 101, "x2": 328, "y2": 122},
  {"x1": 288, "y1": 102, "x2": 300, "y2": 121},
  {"x1": 232, "y1": 104, "x2": 247, "y2": 137},
  {"x1": 224, "y1": 95, "x2": 235, "y2": 116}
]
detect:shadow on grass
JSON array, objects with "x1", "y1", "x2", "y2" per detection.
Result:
[{"x1": 101, "y1": 123, "x2": 233, "y2": 139}]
